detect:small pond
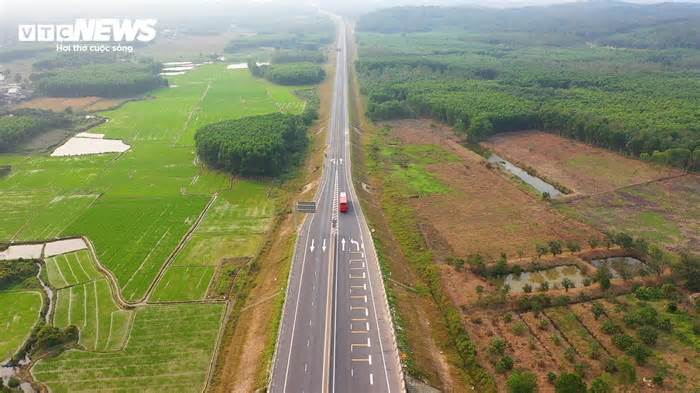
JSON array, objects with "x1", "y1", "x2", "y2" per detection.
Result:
[
  {"x1": 591, "y1": 256, "x2": 647, "y2": 279},
  {"x1": 487, "y1": 154, "x2": 563, "y2": 198},
  {"x1": 499, "y1": 265, "x2": 587, "y2": 292}
]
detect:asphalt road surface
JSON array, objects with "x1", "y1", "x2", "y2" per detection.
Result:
[{"x1": 269, "y1": 17, "x2": 404, "y2": 393}]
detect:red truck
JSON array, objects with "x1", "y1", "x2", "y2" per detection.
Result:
[{"x1": 339, "y1": 192, "x2": 348, "y2": 213}]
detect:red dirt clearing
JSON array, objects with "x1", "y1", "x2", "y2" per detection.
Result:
[{"x1": 482, "y1": 131, "x2": 681, "y2": 195}]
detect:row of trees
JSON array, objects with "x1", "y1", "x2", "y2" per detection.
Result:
[
  {"x1": 356, "y1": 3, "x2": 700, "y2": 50},
  {"x1": 34, "y1": 63, "x2": 165, "y2": 98},
  {"x1": 195, "y1": 113, "x2": 309, "y2": 177},
  {"x1": 270, "y1": 49, "x2": 325, "y2": 64},
  {"x1": 0, "y1": 109, "x2": 71, "y2": 151}
]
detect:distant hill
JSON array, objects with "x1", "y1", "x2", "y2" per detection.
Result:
[{"x1": 357, "y1": 1, "x2": 700, "y2": 48}]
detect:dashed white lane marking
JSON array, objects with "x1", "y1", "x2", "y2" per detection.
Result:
[
  {"x1": 351, "y1": 354, "x2": 372, "y2": 364},
  {"x1": 350, "y1": 295, "x2": 368, "y2": 303},
  {"x1": 350, "y1": 337, "x2": 371, "y2": 351},
  {"x1": 370, "y1": 373, "x2": 374, "y2": 385}
]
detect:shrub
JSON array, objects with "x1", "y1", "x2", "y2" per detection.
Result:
[
  {"x1": 504, "y1": 313, "x2": 513, "y2": 323},
  {"x1": 601, "y1": 320, "x2": 619, "y2": 335},
  {"x1": 656, "y1": 317, "x2": 672, "y2": 332},
  {"x1": 523, "y1": 283, "x2": 533, "y2": 293},
  {"x1": 554, "y1": 372, "x2": 587, "y2": 393},
  {"x1": 547, "y1": 371, "x2": 557, "y2": 384},
  {"x1": 553, "y1": 295, "x2": 569, "y2": 306},
  {"x1": 489, "y1": 337, "x2": 507, "y2": 356},
  {"x1": 538, "y1": 318, "x2": 549, "y2": 331},
  {"x1": 612, "y1": 333, "x2": 634, "y2": 350},
  {"x1": 589, "y1": 374, "x2": 613, "y2": 393},
  {"x1": 626, "y1": 343, "x2": 651, "y2": 364},
  {"x1": 539, "y1": 281, "x2": 550, "y2": 292},
  {"x1": 582, "y1": 277, "x2": 592, "y2": 287},
  {"x1": 591, "y1": 303, "x2": 604, "y2": 320},
  {"x1": 603, "y1": 358, "x2": 617, "y2": 373},
  {"x1": 637, "y1": 326, "x2": 658, "y2": 346},
  {"x1": 512, "y1": 321, "x2": 527, "y2": 336},
  {"x1": 564, "y1": 346, "x2": 576, "y2": 362},
  {"x1": 666, "y1": 302, "x2": 677, "y2": 313},
  {"x1": 652, "y1": 372, "x2": 665, "y2": 386},
  {"x1": 496, "y1": 355, "x2": 514, "y2": 373},
  {"x1": 617, "y1": 357, "x2": 637, "y2": 386},
  {"x1": 595, "y1": 265, "x2": 612, "y2": 290},
  {"x1": 507, "y1": 370, "x2": 538, "y2": 393}
]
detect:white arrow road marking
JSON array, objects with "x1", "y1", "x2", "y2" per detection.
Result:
[
  {"x1": 341, "y1": 238, "x2": 346, "y2": 251},
  {"x1": 350, "y1": 239, "x2": 360, "y2": 251},
  {"x1": 310, "y1": 238, "x2": 315, "y2": 253},
  {"x1": 322, "y1": 238, "x2": 327, "y2": 253}
]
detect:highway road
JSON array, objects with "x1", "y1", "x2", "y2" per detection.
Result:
[{"x1": 269, "y1": 17, "x2": 404, "y2": 393}]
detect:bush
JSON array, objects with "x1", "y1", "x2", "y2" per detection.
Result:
[
  {"x1": 564, "y1": 346, "x2": 576, "y2": 362},
  {"x1": 592, "y1": 303, "x2": 604, "y2": 320},
  {"x1": 195, "y1": 113, "x2": 308, "y2": 177},
  {"x1": 488, "y1": 337, "x2": 507, "y2": 356},
  {"x1": 512, "y1": 321, "x2": 527, "y2": 336},
  {"x1": 589, "y1": 374, "x2": 613, "y2": 393},
  {"x1": 554, "y1": 373, "x2": 587, "y2": 393},
  {"x1": 656, "y1": 317, "x2": 672, "y2": 332},
  {"x1": 496, "y1": 355, "x2": 514, "y2": 373},
  {"x1": 626, "y1": 343, "x2": 651, "y2": 364},
  {"x1": 601, "y1": 320, "x2": 619, "y2": 335},
  {"x1": 523, "y1": 283, "x2": 533, "y2": 293},
  {"x1": 507, "y1": 370, "x2": 538, "y2": 393},
  {"x1": 637, "y1": 326, "x2": 658, "y2": 346},
  {"x1": 538, "y1": 318, "x2": 549, "y2": 330},
  {"x1": 547, "y1": 371, "x2": 557, "y2": 384},
  {"x1": 539, "y1": 281, "x2": 550, "y2": 292},
  {"x1": 612, "y1": 333, "x2": 635, "y2": 350}
]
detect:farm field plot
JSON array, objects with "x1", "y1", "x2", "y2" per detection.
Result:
[
  {"x1": 33, "y1": 303, "x2": 225, "y2": 393},
  {"x1": 13, "y1": 97, "x2": 128, "y2": 113},
  {"x1": 0, "y1": 290, "x2": 43, "y2": 362},
  {"x1": 151, "y1": 184, "x2": 274, "y2": 302},
  {"x1": 53, "y1": 279, "x2": 132, "y2": 352},
  {"x1": 482, "y1": 131, "x2": 681, "y2": 195},
  {"x1": 598, "y1": 296, "x2": 700, "y2": 390},
  {"x1": 45, "y1": 249, "x2": 102, "y2": 288},
  {"x1": 63, "y1": 195, "x2": 209, "y2": 302},
  {"x1": 558, "y1": 175, "x2": 700, "y2": 253},
  {"x1": 545, "y1": 307, "x2": 606, "y2": 376},
  {"x1": 385, "y1": 120, "x2": 598, "y2": 259}
]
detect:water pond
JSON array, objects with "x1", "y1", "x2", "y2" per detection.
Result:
[
  {"x1": 591, "y1": 256, "x2": 647, "y2": 279},
  {"x1": 499, "y1": 265, "x2": 587, "y2": 292},
  {"x1": 487, "y1": 154, "x2": 563, "y2": 198}
]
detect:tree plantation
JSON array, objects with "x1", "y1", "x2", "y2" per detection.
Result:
[
  {"x1": 34, "y1": 63, "x2": 165, "y2": 98},
  {"x1": 0, "y1": 109, "x2": 71, "y2": 151},
  {"x1": 195, "y1": 113, "x2": 308, "y2": 176},
  {"x1": 357, "y1": 3, "x2": 700, "y2": 170}
]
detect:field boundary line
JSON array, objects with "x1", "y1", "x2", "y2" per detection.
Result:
[
  {"x1": 143, "y1": 192, "x2": 219, "y2": 303},
  {"x1": 562, "y1": 172, "x2": 691, "y2": 203},
  {"x1": 202, "y1": 296, "x2": 231, "y2": 393}
]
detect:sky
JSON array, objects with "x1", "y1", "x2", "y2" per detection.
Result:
[{"x1": 2, "y1": 0, "x2": 699, "y2": 21}]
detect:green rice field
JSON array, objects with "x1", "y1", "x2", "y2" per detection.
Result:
[
  {"x1": 33, "y1": 303, "x2": 225, "y2": 392},
  {"x1": 1, "y1": 64, "x2": 307, "y2": 389},
  {"x1": 0, "y1": 290, "x2": 43, "y2": 362}
]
